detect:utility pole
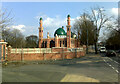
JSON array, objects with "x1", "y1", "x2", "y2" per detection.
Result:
[
  {"x1": 86, "y1": 28, "x2": 88, "y2": 54},
  {"x1": 95, "y1": 26, "x2": 98, "y2": 54},
  {"x1": 83, "y1": 13, "x2": 90, "y2": 54},
  {"x1": 84, "y1": 15, "x2": 88, "y2": 54}
]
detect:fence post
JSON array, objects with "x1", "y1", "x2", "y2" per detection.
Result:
[
  {"x1": 27, "y1": 48, "x2": 29, "y2": 54},
  {"x1": 1, "y1": 44, "x2": 3, "y2": 61},
  {"x1": 62, "y1": 48, "x2": 64, "y2": 60},
  {"x1": 21, "y1": 48, "x2": 24, "y2": 61},
  {"x1": 5, "y1": 44, "x2": 7, "y2": 60},
  {"x1": 7, "y1": 45, "x2": 12, "y2": 61},
  {"x1": 75, "y1": 48, "x2": 77, "y2": 58}
]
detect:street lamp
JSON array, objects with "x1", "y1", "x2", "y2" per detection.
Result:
[
  {"x1": 91, "y1": 20, "x2": 98, "y2": 54},
  {"x1": 84, "y1": 19, "x2": 88, "y2": 54},
  {"x1": 86, "y1": 26, "x2": 88, "y2": 54}
]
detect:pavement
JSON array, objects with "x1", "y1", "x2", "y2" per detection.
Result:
[{"x1": 2, "y1": 53, "x2": 119, "y2": 82}]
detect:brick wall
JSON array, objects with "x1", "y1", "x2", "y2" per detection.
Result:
[
  {"x1": 51, "y1": 47, "x2": 67, "y2": 52},
  {"x1": 7, "y1": 47, "x2": 86, "y2": 61}
]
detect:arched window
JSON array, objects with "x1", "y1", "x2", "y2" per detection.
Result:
[
  {"x1": 63, "y1": 41, "x2": 64, "y2": 47},
  {"x1": 60, "y1": 41, "x2": 61, "y2": 47},
  {"x1": 68, "y1": 28, "x2": 69, "y2": 31},
  {"x1": 45, "y1": 41, "x2": 47, "y2": 48},
  {"x1": 42, "y1": 41, "x2": 44, "y2": 48},
  {"x1": 65, "y1": 41, "x2": 67, "y2": 47}
]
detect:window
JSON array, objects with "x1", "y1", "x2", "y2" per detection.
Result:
[
  {"x1": 60, "y1": 41, "x2": 61, "y2": 47},
  {"x1": 63, "y1": 41, "x2": 64, "y2": 47},
  {"x1": 68, "y1": 28, "x2": 69, "y2": 31},
  {"x1": 65, "y1": 41, "x2": 67, "y2": 47}
]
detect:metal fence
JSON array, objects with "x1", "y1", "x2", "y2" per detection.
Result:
[
  {"x1": 11, "y1": 48, "x2": 84, "y2": 54},
  {"x1": 11, "y1": 48, "x2": 52, "y2": 53}
]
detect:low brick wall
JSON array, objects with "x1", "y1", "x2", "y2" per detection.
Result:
[
  {"x1": 7, "y1": 51, "x2": 85, "y2": 61},
  {"x1": 51, "y1": 47, "x2": 67, "y2": 52},
  {"x1": 7, "y1": 47, "x2": 86, "y2": 61}
]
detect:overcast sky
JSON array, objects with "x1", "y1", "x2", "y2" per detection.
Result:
[{"x1": 2, "y1": 2, "x2": 118, "y2": 38}]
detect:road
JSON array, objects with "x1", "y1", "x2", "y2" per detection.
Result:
[{"x1": 2, "y1": 53, "x2": 119, "y2": 82}]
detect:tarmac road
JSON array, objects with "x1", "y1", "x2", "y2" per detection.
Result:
[{"x1": 2, "y1": 53, "x2": 119, "y2": 82}]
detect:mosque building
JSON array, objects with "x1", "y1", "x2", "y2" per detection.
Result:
[{"x1": 38, "y1": 14, "x2": 80, "y2": 48}]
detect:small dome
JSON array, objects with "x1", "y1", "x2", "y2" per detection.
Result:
[
  {"x1": 54, "y1": 28, "x2": 66, "y2": 37},
  {"x1": 40, "y1": 18, "x2": 42, "y2": 20},
  {"x1": 67, "y1": 14, "x2": 70, "y2": 17}
]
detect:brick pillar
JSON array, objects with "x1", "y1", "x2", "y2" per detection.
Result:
[
  {"x1": 1, "y1": 44, "x2": 3, "y2": 61},
  {"x1": 83, "y1": 45, "x2": 86, "y2": 51},
  {"x1": 77, "y1": 39, "x2": 80, "y2": 47},
  {"x1": 61, "y1": 40, "x2": 63, "y2": 47},
  {"x1": 4, "y1": 44, "x2": 6, "y2": 60},
  {"x1": 66, "y1": 14, "x2": 71, "y2": 48},
  {"x1": 47, "y1": 39, "x2": 50, "y2": 48},
  {"x1": 7, "y1": 45, "x2": 12, "y2": 61},
  {"x1": 55, "y1": 35, "x2": 58, "y2": 47},
  {"x1": 0, "y1": 40, "x2": 7, "y2": 61}
]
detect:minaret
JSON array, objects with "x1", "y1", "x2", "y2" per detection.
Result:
[
  {"x1": 62, "y1": 26, "x2": 64, "y2": 29},
  {"x1": 66, "y1": 14, "x2": 71, "y2": 48},
  {"x1": 47, "y1": 32, "x2": 49, "y2": 38},
  {"x1": 39, "y1": 17, "x2": 43, "y2": 48},
  {"x1": 47, "y1": 32, "x2": 50, "y2": 48}
]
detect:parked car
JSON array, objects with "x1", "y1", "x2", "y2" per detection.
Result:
[
  {"x1": 106, "y1": 50, "x2": 117, "y2": 57},
  {"x1": 99, "y1": 47, "x2": 106, "y2": 53}
]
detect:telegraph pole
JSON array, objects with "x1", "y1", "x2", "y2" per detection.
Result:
[
  {"x1": 86, "y1": 28, "x2": 88, "y2": 54},
  {"x1": 83, "y1": 14, "x2": 89, "y2": 54}
]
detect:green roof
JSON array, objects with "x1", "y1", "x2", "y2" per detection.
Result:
[
  {"x1": 54, "y1": 28, "x2": 66, "y2": 37},
  {"x1": 40, "y1": 18, "x2": 42, "y2": 20},
  {"x1": 67, "y1": 14, "x2": 70, "y2": 17}
]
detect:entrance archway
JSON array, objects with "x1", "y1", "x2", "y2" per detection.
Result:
[{"x1": 50, "y1": 40, "x2": 55, "y2": 48}]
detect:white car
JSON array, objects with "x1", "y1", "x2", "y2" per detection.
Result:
[{"x1": 99, "y1": 47, "x2": 106, "y2": 53}]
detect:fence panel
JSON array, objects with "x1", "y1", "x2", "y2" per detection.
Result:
[{"x1": 11, "y1": 48, "x2": 52, "y2": 53}]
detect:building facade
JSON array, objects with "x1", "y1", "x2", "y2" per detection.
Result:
[{"x1": 38, "y1": 15, "x2": 80, "y2": 48}]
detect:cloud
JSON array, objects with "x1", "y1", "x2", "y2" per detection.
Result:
[
  {"x1": 7, "y1": 25, "x2": 26, "y2": 32},
  {"x1": 111, "y1": 8, "x2": 118, "y2": 16}
]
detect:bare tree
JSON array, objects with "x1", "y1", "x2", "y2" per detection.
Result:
[
  {"x1": 106, "y1": 18, "x2": 120, "y2": 34},
  {"x1": 73, "y1": 6, "x2": 112, "y2": 54},
  {"x1": 90, "y1": 7, "x2": 112, "y2": 54},
  {"x1": 25, "y1": 35, "x2": 38, "y2": 48},
  {"x1": 73, "y1": 13, "x2": 95, "y2": 45},
  {"x1": 105, "y1": 29, "x2": 120, "y2": 50},
  {"x1": 2, "y1": 29, "x2": 26, "y2": 48},
  {"x1": 0, "y1": 8, "x2": 13, "y2": 40}
]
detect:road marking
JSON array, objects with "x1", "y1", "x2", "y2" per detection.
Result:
[
  {"x1": 116, "y1": 70, "x2": 119, "y2": 73},
  {"x1": 111, "y1": 66, "x2": 115, "y2": 69},
  {"x1": 60, "y1": 74, "x2": 100, "y2": 82},
  {"x1": 103, "y1": 58, "x2": 119, "y2": 73},
  {"x1": 106, "y1": 57, "x2": 119, "y2": 64}
]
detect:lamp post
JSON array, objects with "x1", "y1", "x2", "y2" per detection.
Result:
[
  {"x1": 84, "y1": 19, "x2": 88, "y2": 54},
  {"x1": 91, "y1": 20, "x2": 98, "y2": 54},
  {"x1": 86, "y1": 28, "x2": 88, "y2": 54}
]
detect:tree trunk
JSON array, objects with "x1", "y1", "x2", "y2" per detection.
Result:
[{"x1": 94, "y1": 42, "x2": 98, "y2": 54}]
